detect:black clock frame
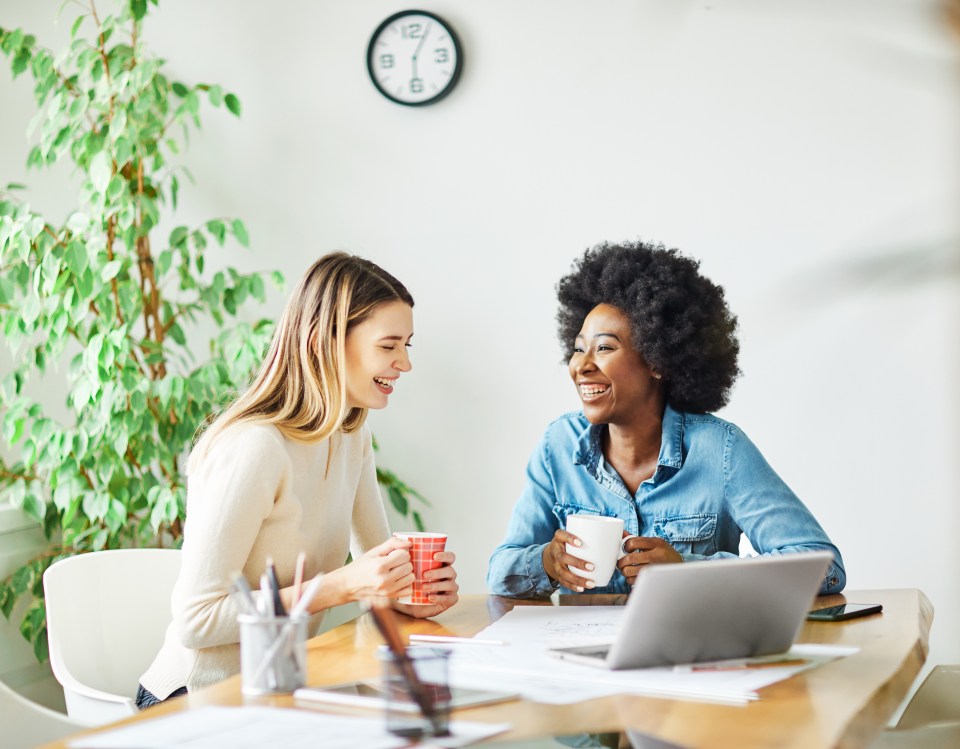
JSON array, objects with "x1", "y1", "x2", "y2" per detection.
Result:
[{"x1": 366, "y1": 9, "x2": 463, "y2": 107}]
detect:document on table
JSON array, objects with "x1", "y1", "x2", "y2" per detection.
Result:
[
  {"x1": 68, "y1": 706, "x2": 510, "y2": 749},
  {"x1": 444, "y1": 607, "x2": 857, "y2": 706}
]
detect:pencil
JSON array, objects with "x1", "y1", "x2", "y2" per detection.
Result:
[
  {"x1": 409, "y1": 634, "x2": 507, "y2": 646},
  {"x1": 687, "y1": 658, "x2": 809, "y2": 672},
  {"x1": 292, "y1": 551, "x2": 306, "y2": 607}
]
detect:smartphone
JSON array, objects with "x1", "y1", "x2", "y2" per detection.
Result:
[{"x1": 807, "y1": 603, "x2": 882, "y2": 622}]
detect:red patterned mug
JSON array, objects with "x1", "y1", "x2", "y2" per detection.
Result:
[{"x1": 393, "y1": 531, "x2": 447, "y2": 605}]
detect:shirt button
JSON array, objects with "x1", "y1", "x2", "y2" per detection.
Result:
[{"x1": 829, "y1": 577, "x2": 838, "y2": 585}]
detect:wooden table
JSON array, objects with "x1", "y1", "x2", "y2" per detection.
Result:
[{"x1": 42, "y1": 589, "x2": 931, "y2": 749}]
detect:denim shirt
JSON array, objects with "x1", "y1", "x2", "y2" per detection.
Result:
[{"x1": 486, "y1": 406, "x2": 845, "y2": 598}]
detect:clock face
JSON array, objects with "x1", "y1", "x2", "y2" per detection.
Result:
[{"x1": 367, "y1": 10, "x2": 463, "y2": 106}]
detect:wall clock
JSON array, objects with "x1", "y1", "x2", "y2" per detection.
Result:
[{"x1": 367, "y1": 10, "x2": 463, "y2": 106}]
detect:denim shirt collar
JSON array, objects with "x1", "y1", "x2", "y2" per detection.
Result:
[{"x1": 573, "y1": 403, "x2": 685, "y2": 473}]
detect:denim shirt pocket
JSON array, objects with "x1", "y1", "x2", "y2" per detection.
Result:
[
  {"x1": 651, "y1": 513, "x2": 718, "y2": 556},
  {"x1": 553, "y1": 502, "x2": 617, "y2": 527}
]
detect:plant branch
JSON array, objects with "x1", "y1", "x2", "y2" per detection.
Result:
[
  {"x1": 0, "y1": 469, "x2": 38, "y2": 482},
  {"x1": 42, "y1": 225, "x2": 69, "y2": 251},
  {"x1": 88, "y1": 0, "x2": 115, "y2": 121},
  {"x1": 104, "y1": 217, "x2": 124, "y2": 326},
  {"x1": 135, "y1": 158, "x2": 166, "y2": 378}
]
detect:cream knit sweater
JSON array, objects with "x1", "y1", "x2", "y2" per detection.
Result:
[{"x1": 139, "y1": 421, "x2": 390, "y2": 699}]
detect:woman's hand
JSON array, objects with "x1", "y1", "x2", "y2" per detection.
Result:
[
  {"x1": 617, "y1": 533, "x2": 683, "y2": 586},
  {"x1": 393, "y1": 550, "x2": 459, "y2": 618},
  {"x1": 324, "y1": 536, "x2": 415, "y2": 607},
  {"x1": 542, "y1": 529, "x2": 596, "y2": 592}
]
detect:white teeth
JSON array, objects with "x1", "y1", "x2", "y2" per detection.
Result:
[
  {"x1": 374, "y1": 377, "x2": 392, "y2": 387},
  {"x1": 580, "y1": 385, "x2": 608, "y2": 397}
]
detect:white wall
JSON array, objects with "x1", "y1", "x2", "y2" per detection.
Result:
[{"x1": 2, "y1": 0, "x2": 958, "y2": 701}]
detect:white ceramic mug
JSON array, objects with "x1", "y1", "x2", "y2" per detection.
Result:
[{"x1": 564, "y1": 514, "x2": 637, "y2": 587}]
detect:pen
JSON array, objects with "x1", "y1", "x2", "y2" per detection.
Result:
[
  {"x1": 366, "y1": 600, "x2": 448, "y2": 737},
  {"x1": 289, "y1": 574, "x2": 324, "y2": 619},
  {"x1": 257, "y1": 572, "x2": 275, "y2": 619},
  {"x1": 681, "y1": 658, "x2": 809, "y2": 672},
  {"x1": 409, "y1": 634, "x2": 507, "y2": 646},
  {"x1": 230, "y1": 573, "x2": 258, "y2": 617},
  {"x1": 265, "y1": 556, "x2": 286, "y2": 617}
]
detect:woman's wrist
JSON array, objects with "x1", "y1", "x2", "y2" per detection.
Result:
[{"x1": 280, "y1": 570, "x2": 348, "y2": 615}]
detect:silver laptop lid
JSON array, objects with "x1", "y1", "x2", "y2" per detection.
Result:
[{"x1": 606, "y1": 551, "x2": 833, "y2": 669}]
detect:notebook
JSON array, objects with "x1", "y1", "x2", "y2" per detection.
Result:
[{"x1": 549, "y1": 551, "x2": 833, "y2": 669}]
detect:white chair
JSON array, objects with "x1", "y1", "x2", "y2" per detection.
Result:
[
  {"x1": 43, "y1": 549, "x2": 182, "y2": 726},
  {"x1": 0, "y1": 678, "x2": 85, "y2": 749},
  {"x1": 871, "y1": 665, "x2": 960, "y2": 748},
  {"x1": 895, "y1": 665, "x2": 960, "y2": 728}
]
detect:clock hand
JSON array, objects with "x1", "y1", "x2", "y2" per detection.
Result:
[{"x1": 411, "y1": 21, "x2": 432, "y2": 71}]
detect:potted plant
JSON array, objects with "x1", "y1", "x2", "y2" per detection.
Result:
[{"x1": 0, "y1": 0, "x2": 425, "y2": 662}]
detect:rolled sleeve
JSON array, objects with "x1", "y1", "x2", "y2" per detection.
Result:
[{"x1": 723, "y1": 426, "x2": 846, "y2": 595}]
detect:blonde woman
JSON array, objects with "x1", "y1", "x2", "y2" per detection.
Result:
[{"x1": 137, "y1": 252, "x2": 458, "y2": 707}]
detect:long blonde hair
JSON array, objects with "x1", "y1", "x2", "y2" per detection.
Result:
[{"x1": 190, "y1": 252, "x2": 414, "y2": 471}]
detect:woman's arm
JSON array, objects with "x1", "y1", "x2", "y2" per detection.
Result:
[
  {"x1": 708, "y1": 426, "x2": 846, "y2": 595},
  {"x1": 487, "y1": 434, "x2": 569, "y2": 598},
  {"x1": 171, "y1": 427, "x2": 289, "y2": 649},
  {"x1": 333, "y1": 427, "x2": 458, "y2": 617}
]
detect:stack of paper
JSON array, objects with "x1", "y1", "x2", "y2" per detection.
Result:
[
  {"x1": 443, "y1": 607, "x2": 856, "y2": 706},
  {"x1": 68, "y1": 706, "x2": 510, "y2": 749}
]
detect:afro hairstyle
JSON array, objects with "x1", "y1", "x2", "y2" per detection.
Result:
[{"x1": 556, "y1": 240, "x2": 740, "y2": 413}]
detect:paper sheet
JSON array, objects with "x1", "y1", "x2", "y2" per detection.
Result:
[
  {"x1": 68, "y1": 706, "x2": 510, "y2": 749},
  {"x1": 444, "y1": 607, "x2": 857, "y2": 706}
]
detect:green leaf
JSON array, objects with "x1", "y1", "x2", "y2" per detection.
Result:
[
  {"x1": 114, "y1": 137, "x2": 132, "y2": 168},
  {"x1": 206, "y1": 84, "x2": 223, "y2": 106},
  {"x1": 130, "y1": 0, "x2": 148, "y2": 21},
  {"x1": 64, "y1": 239, "x2": 89, "y2": 275},
  {"x1": 22, "y1": 492, "x2": 45, "y2": 523},
  {"x1": 70, "y1": 14, "x2": 86, "y2": 38},
  {"x1": 11, "y1": 565, "x2": 33, "y2": 597},
  {"x1": 169, "y1": 225, "x2": 188, "y2": 248},
  {"x1": 157, "y1": 249, "x2": 173, "y2": 276},
  {"x1": 101, "y1": 259, "x2": 122, "y2": 282},
  {"x1": 171, "y1": 81, "x2": 188, "y2": 97},
  {"x1": 224, "y1": 93, "x2": 241, "y2": 117},
  {"x1": 66, "y1": 211, "x2": 89, "y2": 233},
  {"x1": 250, "y1": 273, "x2": 265, "y2": 302},
  {"x1": 12, "y1": 49, "x2": 31, "y2": 78},
  {"x1": 169, "y1": 322, "x2": 186, "y2": 345},
  {"x1": 22, "y1": 294, "x2": 41, "y2": 326},
  {"x1": 33, "y1": 627, "x2": 48, "y2": 662},
  {"x1": 0, "y1": 583, "x2": 14, "y2": 619},
  {"x1": 106, "y1": 174, "x2": 125, "y2": 201},
  {"x1": 387, "y1": 486, "x2": 408, "y2": 516},
  {"x1": 89, "y1": 152, "x2": 112, "y2": 194},
  {"x1": 231, "y1": 219, "x2": 249, "y2": 247},
  {"x1": 82, "y1": 492, "x2": 110, "y2": 521},
  {"x1": 206, "y1": 219, "x2": 226, "y2": 245}
]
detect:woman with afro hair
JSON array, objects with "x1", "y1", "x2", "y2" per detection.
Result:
[{"x1": 487, "y1": 240, "x2": 844, "y2": 598}]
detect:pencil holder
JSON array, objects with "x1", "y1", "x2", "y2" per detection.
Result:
[
  {"x1": 239, "y1": 614, "x2": 307, "y2": 695},
  {"x1": 379, "y1": 647, "x2": 452, "y2": 738}
]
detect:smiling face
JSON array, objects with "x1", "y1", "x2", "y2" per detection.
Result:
[
  {"x1": 568, "y1": 303, "x2": 664, "y2": 425},
  {"x1": 343, "y1": 300, "x2": 414, "y2": 410}
]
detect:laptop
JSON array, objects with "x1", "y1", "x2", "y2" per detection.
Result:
[{"x1": 549, "y1": 551, "x2": 833, "y2": 670}]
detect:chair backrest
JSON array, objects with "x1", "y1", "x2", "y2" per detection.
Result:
[
  {"x1": 43, "y1": 549, "x2": 182, "y2": 699},
  {"x1": 0, "y1": 678, "x2": 85, "y2": 749},
  {"x1": 897, "y1": 665, "x2": 960, "y2": 729}
]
